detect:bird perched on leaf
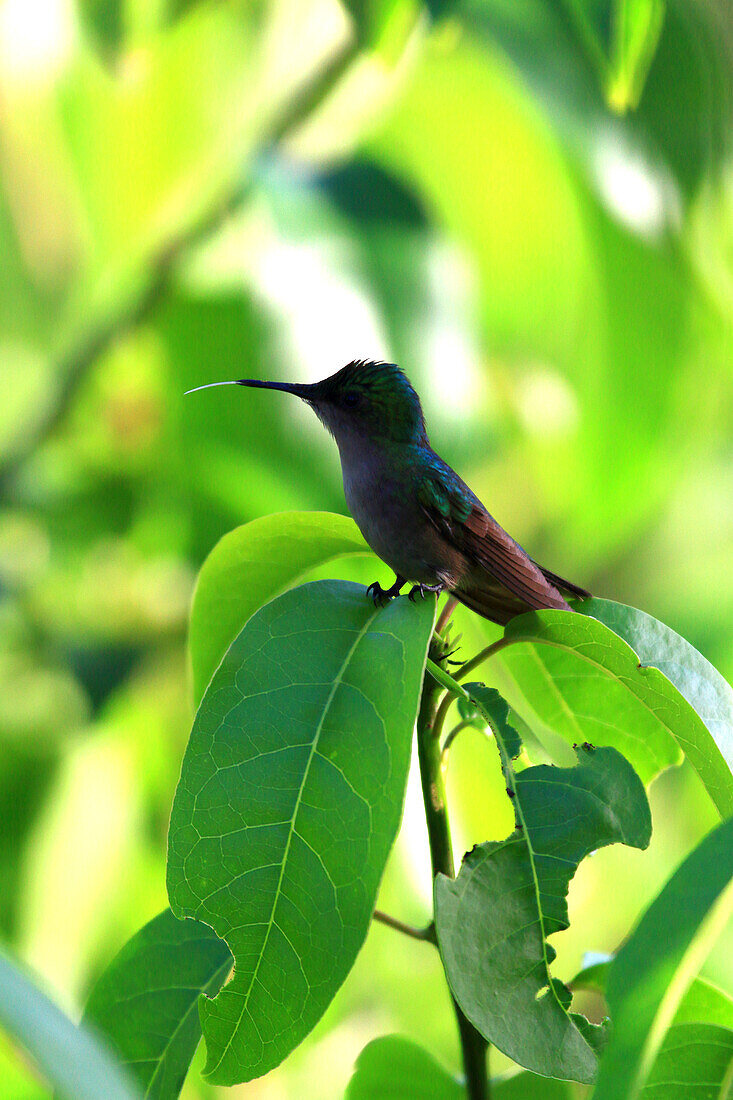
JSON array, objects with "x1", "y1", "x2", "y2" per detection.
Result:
[{"x1": 187, "y1": 360, "x2": 589, "y2": 625}]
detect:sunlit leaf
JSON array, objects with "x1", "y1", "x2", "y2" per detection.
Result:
[
  {"x1": 0, "y1": 947, "x2": 139, "y2": 1100},
  {"x1": 608, "y1": 0, "x2": 666, "y2": 113},
  {"x1": 345, "y1": 1035, "x2": 463, "y2": 1098},
  {"x1": 435, "y1": 684, "x2": 651, "y2": 1082},
  {"x1": 495, "y1": 602, "x2": 733, "y2": 816},
  {"x1": 168, "y1": 580, "x2": 435, "y2": 1084},
  {"x1": 188, "y1": 512, "x2": 370, "y2": 704},
  {"x1": 571, "y1": 959, "x2": 733, "y2": 1031},
  {"x1": 83, "y1": 909, "x2": 231, "y2": 1099},
  {"x1": 639, "y1": 1022, "x2": 733, "y2": 1100},
  {"x1": 593, "y1": 817, "x2": 733, "y2": 1100}
]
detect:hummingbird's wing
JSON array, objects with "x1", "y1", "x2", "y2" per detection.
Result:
[{"x1": 417, "y1": 459, "x2": 587, "y2": 621}]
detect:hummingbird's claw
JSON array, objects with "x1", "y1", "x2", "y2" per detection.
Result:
[
  {"x1": 408, "y1": 582, "x2": 444, "y2": 603},
  {"x1": 367, "y1": 581, "x2": 391, "y2": 608},
  {"x1": 367, "y1": 575, "x2": 407, "y2": 608}
]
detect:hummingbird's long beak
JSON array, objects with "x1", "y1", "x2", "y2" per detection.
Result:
[{"x1": 184, "y1": 379, "x2": 314, "y2": 398}]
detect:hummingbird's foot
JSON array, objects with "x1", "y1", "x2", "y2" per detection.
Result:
[
  {"x1": 367, "y1": 575, "x2": 406, "y2": 608},
  {"x1": 408, "y1": 582, "x2": 444, "y2": 602}
]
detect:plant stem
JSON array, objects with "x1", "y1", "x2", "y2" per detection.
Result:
[
  {"x1": 428, "y1": 636, "x2": 515, "y2": 746},
  {"x1": 418, "y1": 644, "x2": 490, "y2": 1099},
  {"x1": 372, "y1": 909, "x2": 436, "y2": 944},
  {"x1": 436, "y1": 595, "x2": 458, "y2": 636}
]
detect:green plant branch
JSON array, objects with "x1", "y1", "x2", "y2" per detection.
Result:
[
  {"x1": 419, "y1": 646, "x2": 489, "y2": 1099},
  {"x1": 428, "y1": 637, "x2": 516, "y2": 744},
  {"x1": 0, "y1": 32, "x2": 361, "y2": 497},
  {"x1": 372, "y1": 909, "x2": 436, "y2": 944}
]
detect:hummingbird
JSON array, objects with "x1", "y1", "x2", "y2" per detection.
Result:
[{"x1": 186, "y1": 360, "x2": 589, "y2": 625}]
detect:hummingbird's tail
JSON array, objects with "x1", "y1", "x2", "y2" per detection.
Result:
[{"x1": 454, "y1": 565, "x2": 589, "y2": 627}]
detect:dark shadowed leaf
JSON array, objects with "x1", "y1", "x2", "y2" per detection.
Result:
[
  {"x1": 435, "y1": 685, "x2": 651, "y2": 1083},
  {"x1": 168, "y1": 580, "x2": 435, "y2": 1084},
  {"x1": 639, "y1": 1022, "x2": 733, "y2": 1099},
  {"x1": 495, "y1": 603, "x2": 733, "y2": 816},
  {"x1": 83, "y1": 909, "x2": 232, "y2": 1099},
  {"x1": 0, "y1": 947, "x2": 139, "y2": 1100},
  {"x1": 594, "y1": 817, "x2": 733, "y2": 1100},
  {"x1": 189, "y1": 512, "x2": 370, "y2": 704}
]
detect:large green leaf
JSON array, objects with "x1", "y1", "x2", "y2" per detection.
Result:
[
  {"x1": 344, "y1": 1036, "x2": 574, "y2": 1099},
  {"x1": 639, "y1": 1022, "x2": 733, "y2": 1099},
  {"x1": 579, "y1": 598, "x2": 733, "y2": 813},
  {"x1": 168, "y1": 580, "x2": 435, "y2": 1084},
  {"x1": 83, "y1": 909, "x2": 232, "y2": 1099},
  {"x1": 593, "y1": 816, "x2": 733, "y2": 1100},
  {"x1": 435, "y1": 687, "x2": 651, "y2": 1083},
  {"x1": 0, "y1": 946, "x2": 139, "y2": 1100},
  {"x1": 345, "y1": 1035, "x2": 463, "y2": 1099},
  {"x1": 495, "y1": 602, "x2": 733, "y2": 816},
  {"x1": 571, "y1": 959, "x2": 733, "y2": 1031},
  {"x1": 188, "y1": 512, "x2": 370, "y2": 704}
]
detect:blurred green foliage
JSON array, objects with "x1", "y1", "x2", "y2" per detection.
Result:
[{"x1": 0, "y1": 0, "x2": 730, "y2": 1094}]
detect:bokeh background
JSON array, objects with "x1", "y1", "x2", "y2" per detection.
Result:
[{"x1": 0, "y1": 0, "x2": 731, "y2": 1095}]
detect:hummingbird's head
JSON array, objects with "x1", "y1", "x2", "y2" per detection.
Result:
[
  {"x1": 186, "y1": 360, "x2": 428, "y2": 446},
  {"x1": 304, "y1": 360, "x2": 427, "y2": 445}
]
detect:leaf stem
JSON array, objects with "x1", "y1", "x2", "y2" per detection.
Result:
[
  {"x1": 419, "y1": 645, "x2": 490, "y2": 1099},
  {"x1": 427, "y1": 637, "x2": 515, "y2": 745},
  {"x1": 372, "y1": 909, "x2": 436, "y2": 944},
  {"x1": 436, "y1": 596, "x2": 458, "y2": 636}
]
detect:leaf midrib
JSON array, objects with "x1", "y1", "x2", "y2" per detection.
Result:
[
  {"x1": 493, "y1": 728, "x2": 596, "y2": 1061},
  {"x1": 204, "y1": 607, "x2": 379, "y2": 1077},
  {"x1": 144, "y1": 952, "x2": 232, "y2": 1097}
]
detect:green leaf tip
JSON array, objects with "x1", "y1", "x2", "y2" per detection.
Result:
[
  {"x1": 435, "y1": 731, "x2": 651, "y2": 1083},
  {"x1": 464, "y1": 683, "x2": 523, "y2": 759},
  {"x1": 497, "y1": 600, "x2": 733, "y2": 817},
  {"x1": 168, "y1": 579, "x2": 435, "y2": 1084},
  {"x1": 83, "y1": 909, "x2": 232, "y2": 1100}
]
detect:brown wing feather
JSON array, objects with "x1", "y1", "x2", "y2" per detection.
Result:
[
  {"x1": 418, "y1": 480, "x2": 583, "y2": 622},
  {"x1": 459, "y1": 504, "x2": 571, "y2": 611}
]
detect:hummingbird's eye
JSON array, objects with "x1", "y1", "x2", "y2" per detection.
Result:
[{"x1": 343, "y1": 391, "x2": 360, "y2": 408}]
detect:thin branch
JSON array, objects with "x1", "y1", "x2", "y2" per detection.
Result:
[
  {"x1": 0, "y1": 33, "x2": 361, "y2": 496},
  {"x1": 372, "y1": 909, "x2": 436, "y2": 944},
  {"x1": 436, "y1": 595, "x2": 458, "y2": 636},
  {"x1": 418, "y1": 644, "x2": 489, "y2": 1098},
  {"x1": 454, "y1": 636, "x2": 516, "y2": 683}
]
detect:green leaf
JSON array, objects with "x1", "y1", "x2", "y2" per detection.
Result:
[
  {"x1": 640, "y1": 1022, "x2": 733, "y2": 1099},
  {"x1": 593, "y1": 817, "x2": 733, "y2": 1100},
  {"x1": 78, "y1": 0, "x2": 124, "y2": 62},
  {"x1": 579, "y1": 598, "x2": 733, "y2": 816},
  {"x1": 189, "y1": 512, "x2": 370, "y2": 705},
  {"x1": 344, "y1": 1035, "x2": 463, "y2": 1098},
  {"x1": 493, "y1": 1071, "x2": 574, "y2": 1098},
  {"x1": 495, "y1": 601, "x2": 733, "y2": 816},
  {"x1": 571, "y1": 960, "x2": 733, "y2": 1031},
  {"x1": 0, "y1": 946, "x2": 139, "y2": 1100},
  {"x1": 168, "y1": 580, "x2": 435, "y2": 1084},
  {"x1": 435, "y1": 693, "x2": 651, "y2": 1083},
  {"x1": 83, "y1": 909, "x2": 232, "y2": 1099},
  {"x1": 608, "y1": 0, "x2": 666, "y2": 113}
]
